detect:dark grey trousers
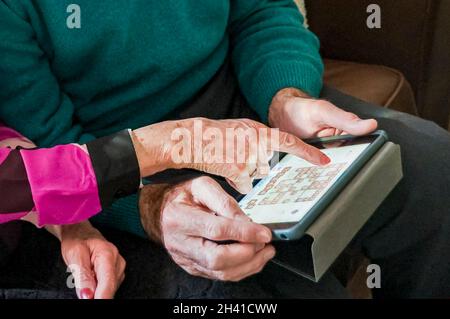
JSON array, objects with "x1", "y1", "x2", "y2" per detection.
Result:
[{"x1": 2, "y1": 61, "x2": 450, "y2": 298}]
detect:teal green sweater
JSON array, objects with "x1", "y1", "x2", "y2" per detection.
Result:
[{"x1": 0, "y1": 0, "x2": 323, "y2": 236}]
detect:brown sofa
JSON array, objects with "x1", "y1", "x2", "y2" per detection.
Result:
[{"x1": 306, "y1": 0, "x2": 450, "y2": 129}]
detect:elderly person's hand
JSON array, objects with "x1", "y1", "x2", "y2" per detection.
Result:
[
  {"x1": 133, "y1": 117, "x2": 329, "y2": 194},
  {"x1": 49, "y1": 222, "x2": 126, "y2": 299},
  {"x1": 1, "y1": 135, "x2": 125, "y2": 299},
  {"x1": 269, "y1": 88, "x2": 378, "y2": 139},
  {"x1": 140, "y1": 176, "x2": 274, "y2": 282}
]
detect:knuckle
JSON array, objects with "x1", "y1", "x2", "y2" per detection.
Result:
[
  {"x1": 311, "y1": 99, "x2": 328, "y2": 108},
  {"x1": 205, "y1": 222, "x2": 225, "y2": 239},
  {"x1": 94, "y1": 249, "x2": 114, "y2": 263},
  {"x1": 119, "y1": 257, "x2": 126, "y2": 270},
  {"x1": 280, "y1": 133, "x2": 294, "y2": 147},
  {"x1": 239, "y1": 118, "x2": 254, "y2": 127},
  {"x1": 69, "y1": 245, "x2": 85, "y2": 257},
  {"x1": 217, "y1": 195, "x2": 234, "y2": 213},
  {"x1": 346, "y1": 111, "x2": 359, "y2": 120},
  {"x1": 206, "y1": 251, "x2": 225, "y2": 270},
  {"x1": 162, "y1": 212, "x2": 179, "y2": 230},
  {"x1": 107, "y1": 244, "x2": 119, "y2": 256},
  {"x1": 310, "y1": 100, "x2": 328, "y2": 117},
  {"x1": 228, "y1": 167, "x2": 243, "y2": 180},
  {"x1": 303, "y1": 145, "x2": 315, "y2": 159}
]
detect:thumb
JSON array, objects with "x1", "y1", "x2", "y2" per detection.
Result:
[
  {"x1": 66, "y1": 248, "x2": 97, "y2": 299},
  {"x1": 93, "y1": 252, "x2": 120, "y2": 299},
  {"x1": 317, "y1": 101, "x2": 378, "y2": 136}
]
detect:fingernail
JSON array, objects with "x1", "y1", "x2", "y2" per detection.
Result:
[
  {"x1": 258, "y1": 230, "x2": 271, "y2": 243},
  {"x1": 320, "y1": 155, "x2": 331, "y2": 165},
  {"x1": 80, "y1": 288, "x2": 94, "y2": 300}
]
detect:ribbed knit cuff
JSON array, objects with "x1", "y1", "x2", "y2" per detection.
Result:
[{"x1": 248, "y1": 61, "x2": 323, "y2": 123}]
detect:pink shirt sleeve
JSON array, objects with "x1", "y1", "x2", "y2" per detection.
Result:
[{"x1": 0, "y1": 124, "x2": 102, "y2": 226}]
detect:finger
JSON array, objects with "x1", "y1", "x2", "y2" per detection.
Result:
[
  {"x1": 196, "y1": 245, "x2": 276, "y2": 282},
  {"x1": 116, "y1": 257, "x2": 126, "y2": 285},
  {"x1": 316, "y1": 127, "x2": 339, "y2": 138},
  {"x1": 255, "y1": 149, "x2": 271, "y2": 178},
  {"x1": 319, "y1": 102, "x2": 378, "y2": 136},
  {"x1": 225, "y1": 177, "x2": 247, "y2": 195},
  {"x1": 93, "y1": 252, "x2": 120, "y2": 299},
  {"x1": 172, "y1": 204, "x2": 271, "y2": 243},
  {"x1": 170, "y1": 236, "x2": 264, "y2": 270},
  {"x1": 208, "y1": 162, "x2": 253, "y2": 194},
  {"x1": 252, "y1": 141, "x2": 270, "y2": 178},
  {"x1": 65, "y1": 249, "x2": 96, "y2": 299},
  {"x1": 172, "y1": 254, "x2": 210, "y2": 279},
  {"x1": 225, "y1": 167, "x2": 254, "y2": 194},
  {"x1": 254, "y1": 165, "x2": 270, "y2": 180},
  {"x1": 246, "y1": 140, "x2": 260, "y2": 177},
  {"x1": 269, "y1": 129, "x2": 330, "y2": 166},
  {"x1": 191, "y1": 177, "x2": 251, "y2": 222},
  {"x1": 200, "y1": 239, "x2": 265, "y2": 270}
]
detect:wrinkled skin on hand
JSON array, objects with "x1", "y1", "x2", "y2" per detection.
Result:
[
  {"x1": 269, "y1": 88, "x2": 378, "y2": 140},
  {"x1": 132, "y1": 117, "x2": 330, "y2": 194},
  {"x1": 140, "y1": 176, "x2": 275, "y2": 282},
  {"x1": 60, "y1": 222, "x2": 126, "y2": 299}
]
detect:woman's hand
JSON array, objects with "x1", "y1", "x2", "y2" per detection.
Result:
[
  {"x1": 132, "y1": 117, "x2": 330, "y2": 194},
  {"x1": 57, "y1": 222, "x2": 126, "y2": 299}
]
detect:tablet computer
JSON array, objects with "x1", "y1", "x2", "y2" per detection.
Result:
[{"x1": 238, "y1": 130, "x2": 388, "y2": 241}]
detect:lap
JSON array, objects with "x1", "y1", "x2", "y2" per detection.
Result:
[
  {"x1": 322, "y1": 86, "x2": 450, "y2": 257},
  {"x1": 0, "y1": 223, "x2": 348, "y2": 299},
  {"x1": 106, "y1": 227, "x2": 349, "y2": 299},
  {"x1": 3, "y1": 67, "x2": 449, "y2": 298}
]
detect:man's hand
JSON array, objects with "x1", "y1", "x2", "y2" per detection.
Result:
[
  {"x1": 269, "y1": 88, "x2": 378, "y2": 139},
  {"x1": 133, "y1": 117, "x2": 330, "y2": 194},
  {"x1": 57, "y1": 222, "x2": 126, "y2": 299},
  {"x1": 140, "y1": 176, "x2": 275, "y2": 282}
]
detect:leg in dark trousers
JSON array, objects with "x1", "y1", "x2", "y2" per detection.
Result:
[{"x1": 322, "y1": 87, "x2": 450, "y2": 298}]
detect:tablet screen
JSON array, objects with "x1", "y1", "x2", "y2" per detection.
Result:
[{"x1": 239, "y1": 142, "x2": 371, "y2": 224}]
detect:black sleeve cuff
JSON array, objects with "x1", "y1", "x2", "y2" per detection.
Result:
[
  {"x1": 86, "y1": 129, "x2": 141, "y2": 208},
  {"x1": 0, "y1": 149, "x2": 34, "y2": 213}
]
